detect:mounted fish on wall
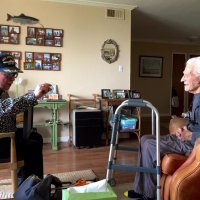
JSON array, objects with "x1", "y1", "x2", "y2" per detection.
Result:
[{"x1": 7, "y1": 13, "x2": 43, "y2": 26}]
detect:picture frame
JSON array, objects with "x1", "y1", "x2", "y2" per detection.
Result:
[
  {"x1": 9, "y1": 26, "x2": 20, "y2": 34},
  {"x1": 112, "y1": 89, "x2": 125, "y2": 99},
  {"x1": 35, "y1": 60, "x2": 42, "y2": 70},
  {"x1": 24, "y1": 51, "x2": 62, "y2": 71},
  {"x1": 26, "y1": 27, "x2": 64, "y2": 47},
  {"x1": 25, "y1": 52, "x2": 33, "y2": 62},
  {"x1": 26, "y1": 37, "x2": 37, "y2": 45},
  {"x1": 0, "y1": 50, "x2": 22, "y2": 69},
  {"x1": 101, "y1": 89, "x2": 111, "y2": 99},
  {"x1": 1, "y1": 25, "x2": 8, "y2": 36},
  {"x1": 27, "y1": 27, "x2": 35, "y2": 37},
  {"x1": 0, "y1": 25, "x2": 20, "y2": 44},
  {"x1": 139, "y1": 56, "x2": 163, "y2": 78},
  {"x1": 24, "y1": 62, "x2": 35, "y2": 70},
  {"x1": 9, "y1": 33, "x2": 19, "y2": 44}
]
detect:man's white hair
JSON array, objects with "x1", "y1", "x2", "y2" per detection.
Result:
[{"x1": 186, "y1": 57, "x2": 200, "y2": 76}]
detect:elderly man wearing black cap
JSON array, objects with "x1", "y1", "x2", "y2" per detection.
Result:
[{"x1": 0, "y1": 53, "x2": 52, "y2": 184}]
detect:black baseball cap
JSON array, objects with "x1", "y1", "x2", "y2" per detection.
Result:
[{"x1": 0, "y1": 53, "x2": 23, "y2": 74}]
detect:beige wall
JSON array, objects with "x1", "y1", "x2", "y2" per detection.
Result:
[
  {"x1": 1, "y1": 0, "x2": 132, "y2": 141},
  {"x1": 131, "y1": 41, "x2": 200, "y2": 116}
]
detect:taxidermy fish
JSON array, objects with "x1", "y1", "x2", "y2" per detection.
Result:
[{"x1": 7, "y1": 13, "x2": 39, "y2": 25}]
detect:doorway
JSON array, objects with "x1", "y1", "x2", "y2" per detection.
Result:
[{"x1": 171, "y1": 54, "x2": 186, "y2": 116}]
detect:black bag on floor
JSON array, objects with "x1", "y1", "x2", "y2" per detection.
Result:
[{"x1": 14, "y1": 174, "x2": 62, "y2": 200}]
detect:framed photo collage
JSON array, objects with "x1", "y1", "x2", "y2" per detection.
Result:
[
  {"x1": 0, "y1": 25, "x2": 20, "y2": 44},
  {"x1": 26, "y1": 27, "x2": 64, "y2": 47},
  {"x1": 0, "y1": 50, "x2": 22, "y2": 69},
  {"x1": 24, "y1": 52, "x2": 61, "y2": 71},
  {"x1": 1, "y1": 24, "x2": 63, "y2": 71}
]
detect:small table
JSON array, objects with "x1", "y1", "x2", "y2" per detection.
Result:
[{"x1": 35, "y1": 100, "x2": 67, "y2": 150}]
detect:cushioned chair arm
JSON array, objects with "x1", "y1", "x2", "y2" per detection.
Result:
[
  {"x1": 170, "y1": 145, "x2": 200, "y2": 200},
  {"x1": 162, "y1": 153, "x2": 188, "y2": 175}
]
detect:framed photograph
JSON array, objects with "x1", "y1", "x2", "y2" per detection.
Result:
[
  {"x1": 9, "y1": 26, "x2": 20, "y2": 34},
  {"x1": 45, "y1": 39, "x2": 54, "y2": 46},
  {"x1": 45, "y1": 28, "x2": 53, "y2": 39},
  {"x1": 43, "y1": 63, "x2": 52, "y2": 70},
  {"x1": 52, "y1": 62, "x2": 60, "y2": 71},
  {"x1": 53, "y1": 29, "x2": 63, "y2": 37},
  {"x1": 54, "y1": 37, "x2": 62, "y2": 47},
  {"x1": 1, "y1": 25, "x2": 8, "y2": 36},
  {"x1": 35, "y1": 60, "x2": 42, "y2": 70},
  {"x1": 37, "y1": 28, "x2": 45, "y2": 36},
  {"x1": 34, "y1": 53, "x2": 43, "y2": 60},
  {"x1": 25, "y1": 52, "x2": 33, "y2": 62},
  {"x1": 27, "y1": 27, "x2": 35, "y2": 37},
  {"x1": 101, "y1": 89, "x2": 111, "y2": 99},
  {"x1": 51, "y1": 53, "x2": 61, "y2": 61},
  {"x1": 44, "y1": 53, "x2": 51, "y2": 63},
  {"x1": 37, "y1": 36, "x2": 44, "y2": 45},
  {"x1": 11, "y1": 51, "x2": 21, "y2": 58},
  {"x1": 14, "y1": 59, "x2": 20, "y2": 69},
  {"x1": 9, "y1": 33, "x2": 19, "y2": 44},
  {"x1": 112, "y1": 89, "x2": 125, "y2": 99},
  {"x1": 24, "y1": 62, "x2": 35, "y2": 70},
  {"x1": 26, "y1": 37, "x2": 37, "y2": 45},
  {"x1": 139, "y1": 56, "x2": 163, "y2": 78}
]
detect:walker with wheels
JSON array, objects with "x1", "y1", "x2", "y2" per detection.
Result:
[{"x1": 106, "y1": 98, "x2": 161, "y2": 200}]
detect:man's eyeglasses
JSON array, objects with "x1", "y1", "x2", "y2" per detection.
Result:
[{"x1": 4, "y1": 73, "x2": 18, "y2": 79}]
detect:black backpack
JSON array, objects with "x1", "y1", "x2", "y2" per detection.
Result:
[{"x1": 14, "y1": 174, "x2": 62, "y2": 200}]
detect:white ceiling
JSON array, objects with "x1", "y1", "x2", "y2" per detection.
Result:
[{"x1": 45, "y1": 0, "x2": 200, "y2": 44}]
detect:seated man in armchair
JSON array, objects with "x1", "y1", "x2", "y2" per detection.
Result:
[{"x1": 124, "y1": 56, "x2": 200, "y2": 200}]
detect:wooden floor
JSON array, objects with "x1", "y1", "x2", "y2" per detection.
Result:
[
  {"x1": 0, "y1": 116, "x2": 170, "y2": 184},
  {"x1": 0, "y1": 137, "x2": 138, "y2": 184}
]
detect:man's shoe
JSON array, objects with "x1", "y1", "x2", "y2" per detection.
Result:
[{"x1": 124, "y1": 190, "x2": 143, "y2": 199}]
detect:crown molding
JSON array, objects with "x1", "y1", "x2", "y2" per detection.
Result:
[{"x1": 42, "y1": 0, "x2": 137, "y2": 10}]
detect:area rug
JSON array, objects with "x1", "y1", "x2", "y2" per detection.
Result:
[
  {"x1": 0, "y1": 169, "x2": 98, "y2": 200},
  {"x1": 0, "y1": 170, "x2": 132, "y2": 200}
]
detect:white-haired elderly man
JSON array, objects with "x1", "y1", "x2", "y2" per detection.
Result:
[{"x1": 124, "y1": 56, "x2": 200, "y2": 200}]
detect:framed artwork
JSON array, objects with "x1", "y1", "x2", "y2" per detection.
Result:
[
  {"x1": 25, "y1": 52, "x2": 33, "y2": 62},
  {"x1": 101, "y1": 89, "x2": 111, "y2": 99},
  {"x1": 24, "y1": 62, "x2": 35, "y2": 70},
  {"x1": 35, "y1": 60, "x2": 42, "y2": 70},
  {"x1": 0, "y1": 50, "x2": 22, "y2": 69},
  {"x1": 26, "y1": 37, "x2": 37, "y2": 45},
  {"x1": 0, "y1": 25, "x2": 20, "y2": 44},
  {"x1": 24, "y1": 51, "x2": 62, "y2": 71},
  {"x1": 27, "y1": 27, "x2": 35, "y2": 37},
  {"x1": 139, "y1": 56, "x2": 163, "y2": 78},
  {"x1": 112, "y1": 89, "x2": 125, "y2": 99},
  {"x1": 37, "y1": 36, "x2": 44, "y2": 45},
  {"x1": 26, "y1": 26, "x2": 64, "y2": 47}
]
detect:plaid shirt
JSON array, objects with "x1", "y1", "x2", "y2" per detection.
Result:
[{"x1": 0, "y1": 91, "x2": 37, "y2": 132}]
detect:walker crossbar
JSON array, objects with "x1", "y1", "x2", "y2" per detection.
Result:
[{"x1": 106, "y1": 99, "x2": 161, "y2": 200}]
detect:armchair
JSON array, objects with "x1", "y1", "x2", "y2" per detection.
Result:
[{"x1": 161, "y1": 117, "x2": 200, "y2": 200}]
